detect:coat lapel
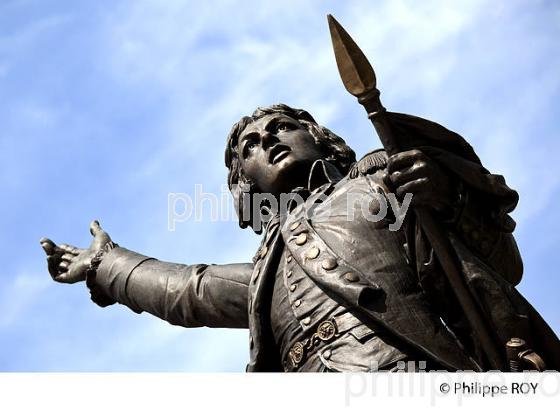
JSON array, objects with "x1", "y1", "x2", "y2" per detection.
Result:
[{"x1": 246, "y1": 217, "x2": 284, "y2": 371}]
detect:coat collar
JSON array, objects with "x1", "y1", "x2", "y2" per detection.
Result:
[
  {"x1": 307, "y1": 159, "x2": 344, "y2": 192},
  {"x1": 259, "y1": 160, "x2": 344, "y2": 232}
]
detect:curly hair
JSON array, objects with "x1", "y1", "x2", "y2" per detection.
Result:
[{"x1": 224, "y1": 103, "x2": 356, "y2": 231}]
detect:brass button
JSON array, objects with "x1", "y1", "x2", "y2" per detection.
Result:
[
  {"x1": 344, "y1": 271, "x2": 359, "y2": 282},
  {"x1": 321, "y1": 257, "x2": 338, "y2": 271},
  {"x1": 305, "y1": 246, "x2": 320, "y2": 259},
  {"x1": 295, "y1": 233, "x2": 307, "y2": 245},
  {"x1": 317, "y1": 320, "x2": 336, "y2": 341},
  {"x1": 322, "y1": 349, "x2": 332, "y2": 360},
  {"x1": 302, "y1": 317, "x2": 311, "y2": 325},
  {"x1": 290, "y1": 284, "x2": 297, "y2": 292},
  {"x1": 287, "y1": 270, "x2": 293, "y2": 278},
  {"x1": 287, "y1": 255, "x2": 293, "y2": 263},
  {"x1": 260, "y1": 246, "x2": 268, "y2": 258},
  {"x1": 289, "y1": 342, "x2": 304, "y2": 365},
  {"x1": 294, "y1": 299, "x2": 302, "y2": 307},
  {"x1": 289, "y1": 221, "x2": 301, "y2": 231}
]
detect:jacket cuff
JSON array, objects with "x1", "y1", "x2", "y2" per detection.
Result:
[
  {"x1": 86, "y1": 247, "x2": 155, "y2": 309},
  {"x1": 85, "y1": 242, "x2": 118, "y2": 307}
]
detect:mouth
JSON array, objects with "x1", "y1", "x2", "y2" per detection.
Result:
[{"x1": 268, "y1": 144, "x2": 292, "y2": 164}]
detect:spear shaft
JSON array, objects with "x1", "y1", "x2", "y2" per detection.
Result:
[{"x1": 327, "y1": 14, "x2": 503, "y2": 370}]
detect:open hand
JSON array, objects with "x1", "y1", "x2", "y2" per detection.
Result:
[{"x1": 40, "y1": 220, "x2": 112, "y2": 284}]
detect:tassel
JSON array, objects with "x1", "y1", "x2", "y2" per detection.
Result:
[{"x1": 349, "y1": 149, "x2": 388, "y2": 179}]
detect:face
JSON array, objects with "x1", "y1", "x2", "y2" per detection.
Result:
[{"x1": 237, "y1": 113, "x2": 326, "y2": 195}]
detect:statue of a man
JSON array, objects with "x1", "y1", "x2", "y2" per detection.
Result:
[{"x1": 40, "y1": 104, "x2": 559, "y2": 371}]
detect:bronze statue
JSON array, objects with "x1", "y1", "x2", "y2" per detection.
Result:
[{"x1": 39, "y1": 17, "x2": 559, "y2": 372}]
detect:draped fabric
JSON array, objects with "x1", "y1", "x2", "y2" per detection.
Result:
[{"x1": 386, "y1": 112, "x2": 560, "y2": 370}]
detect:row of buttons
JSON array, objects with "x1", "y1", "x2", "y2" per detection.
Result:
[
  {"x1": 290, "y1": 221, "x2": 360, "y2": 282},
  {"x1": 285, "y1": 220, "x2": 313, "y2": 326},
  {"x1": 284, "y1": 244, "x2": 305, "y2": 323},
  {"x1": 285, "y1": 218, "x2": 363, "y2": 331}
]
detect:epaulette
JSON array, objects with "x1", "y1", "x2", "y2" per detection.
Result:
[{"x1": 348, "y1": 149, "x2": 388, "y2": 179}]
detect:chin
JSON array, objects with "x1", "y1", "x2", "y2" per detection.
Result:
[
  {"x1": 272, "y1": 154, "x2": 297, "y2": 171},
  {"x1": 269, "y1": 156, "x2": 311, "y2": 190}
]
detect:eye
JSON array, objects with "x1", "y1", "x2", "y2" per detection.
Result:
[
  {"x1": 276, "y1": 122, "x2": 293, "y2": 132},
  {"x1": 242, "y1": 141, "x2": 258, "y2": 158}
]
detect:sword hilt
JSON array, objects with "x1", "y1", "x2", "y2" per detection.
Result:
[{"x1": 506, "y1": 338, "x2": 546, "y2": 371}]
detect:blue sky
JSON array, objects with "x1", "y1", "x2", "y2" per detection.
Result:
[{"x1": 0, "y1": 0, "x2": 558, "y2": 371}]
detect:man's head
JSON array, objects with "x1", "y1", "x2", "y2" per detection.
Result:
[{"x1": 225, "y1": 104, "x2": 356, "y2": 230}]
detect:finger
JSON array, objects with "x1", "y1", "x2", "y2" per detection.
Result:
[
  {"x1": 380, "y1": 171, "x2": 397, "y2": 194},
  {"x1": 54, "y1": 268, "x2": 84, "y2": 284},
  {"x1": 53, "y1": 272, "x2": 68, "y2": 283},
  {"x1": 54, "y1": 272, "x2": 81, "y2": 283},
  {"x1": 59, "y1": 261, "x2": 69, "y2": 271},
  {"x1": 90, "y1": 220, "x2": 103, "y2": 237},
  {"x1": 396, "y1": 177, "x2": 430, "y2": 199},
  {"x1": 390, "y1": 162, "x2": 429, "y2": 186},
  {"x1": 40, "y1": 238, "x2": 57, "y2": 255},
  {"x1": 47, "y1": 255, "x2": 61, "y2": 279},
  {"x1": 59, "y1": 243, "x2": 80, "y2": 255},
  {"x1": 61, "y1": 253, "x2": 75, "y2": 263},
  {"x1": 387, "y1": 149, "x2": 426, "y2": 173}
]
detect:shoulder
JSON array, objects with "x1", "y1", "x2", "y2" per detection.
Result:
[
  {"x1": 333, "y1": 149, "x2": 389, "y2": 195},
  {"x1": 348, "y1": 149, "x2": 388, "y2": 179},
  {"x1": 332, "y1": 149, "x2": 388, "y2": 192}
]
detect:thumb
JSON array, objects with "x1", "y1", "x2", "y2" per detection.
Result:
[
  {"x1": 90, "y1": 220, "x2": 102, "y2": 237},
  {"x1": 40, "y1": 237, "x2": 56, "y2": 255},
  {"x1": 89, "y1": 220, "x2": 111, "y2": 250}
]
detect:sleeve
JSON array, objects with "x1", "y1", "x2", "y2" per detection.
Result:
[{"x1": 86, "y1": 247, "x2": 252, "y2": 329}]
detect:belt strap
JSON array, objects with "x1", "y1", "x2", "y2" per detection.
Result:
[{"x1": 285, "y1": 311, "x2": 365, "y2": 371}]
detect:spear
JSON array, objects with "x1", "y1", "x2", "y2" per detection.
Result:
[{"x1": 327, "y1": 14, "x2": 504, "y2": 370}]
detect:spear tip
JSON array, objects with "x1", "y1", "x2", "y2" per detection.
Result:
[{"x1": 327, "y1": 14, "x2": 376, "y2": 97}]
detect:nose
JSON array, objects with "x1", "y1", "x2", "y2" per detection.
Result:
[{"x1": 261, "y1": 131, "x2": 279, "y2": 151}]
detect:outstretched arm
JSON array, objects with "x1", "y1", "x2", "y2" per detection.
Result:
[
  {"x1": 90, "y1": 247, "x2": 251, "y2": 328},
  {"x1": 41, "y1": 221, "x2": 252, "y2": 329}
]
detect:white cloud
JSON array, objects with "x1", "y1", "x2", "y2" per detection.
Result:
[{"x1": 0, "y1": 271, "x2": 50, "y2": 328}]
